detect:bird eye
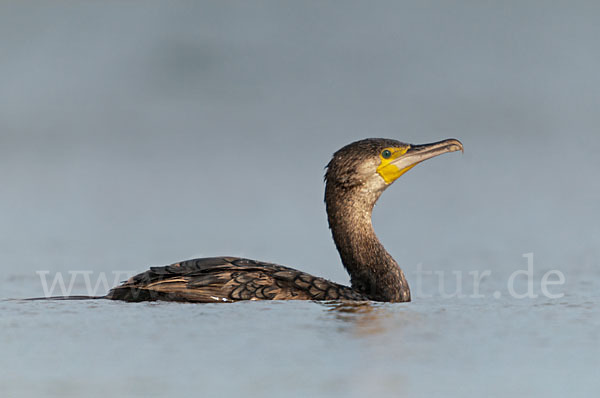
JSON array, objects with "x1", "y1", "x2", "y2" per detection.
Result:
[{"x1": 381, "y1": 149, "x2": 392, "y2": 159}]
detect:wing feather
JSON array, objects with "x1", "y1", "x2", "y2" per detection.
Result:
[{"x1": 106, "y1": 256, "x2": 367, "y2": 302}]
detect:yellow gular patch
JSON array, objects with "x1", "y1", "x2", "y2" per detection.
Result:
[{"x1": 376, "y1": 146, "x2": 412, "y2": 184}]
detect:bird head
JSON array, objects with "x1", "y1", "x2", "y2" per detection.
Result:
[{"x1": 325, "y1": 138, "x2": 463, "y2": 194}]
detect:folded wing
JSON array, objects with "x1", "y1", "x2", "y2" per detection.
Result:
[{"x1": 107, "y1": 257, "x2": 366, "y2": 302}]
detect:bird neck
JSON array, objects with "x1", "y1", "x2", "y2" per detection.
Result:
[{"x1": 325, "y1": 184, "x2": 411, "y2": 302}]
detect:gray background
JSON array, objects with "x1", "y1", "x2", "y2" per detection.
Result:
[{"x1": 2, "y1": 1, "x2": 598, "y2": 287}]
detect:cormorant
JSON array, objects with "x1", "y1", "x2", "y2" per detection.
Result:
[{"x1": 104, "y1": 138, "x2": 463, "y2": 303}]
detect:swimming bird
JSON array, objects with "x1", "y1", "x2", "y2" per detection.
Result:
[{"x1": 104, "y1": 138, "x2": 463, "y2": 303}]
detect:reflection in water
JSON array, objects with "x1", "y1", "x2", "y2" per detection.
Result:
[{"x1": 320, "y1": 301, "x2": 394, "y2": 337}]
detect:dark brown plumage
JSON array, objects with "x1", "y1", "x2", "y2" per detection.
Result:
[
  {"x1": 106, "y1": 257, "x2": 366, "y2": 302},
  {"x1": 102, "y1": 137, "x2": 463, "y2": 303}
]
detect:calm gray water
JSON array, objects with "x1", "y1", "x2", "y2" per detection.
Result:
[
  {"x1": 1, "y1": 292, "x2": 599, "y2": 398},
  {"x1": 1, "y1": 1, "x2": 599, "y2": 397}
]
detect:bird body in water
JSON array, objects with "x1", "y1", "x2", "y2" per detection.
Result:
[
  {"x1": 29, "y1": 138, "x2": 461, "y2": 303},
  {"x1": 102, "y1": 138, "x2": 463, "y2": 303}
]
